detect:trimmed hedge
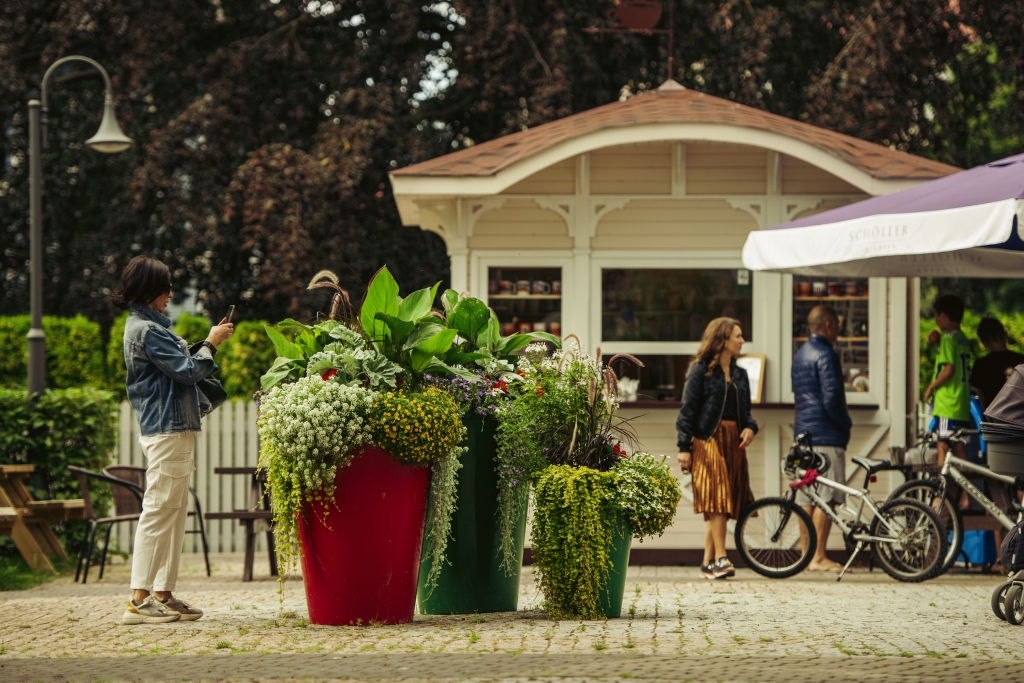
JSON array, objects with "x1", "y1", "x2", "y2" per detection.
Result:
[
  {"x1": 0, "y1": 316, "x2": 106, "y2": 390},
  {"x1": 0, "y1": 388, "x2": 119, "y2": 551},
  {"x1": 218, "y1": 320, "x2": 277, "y2": 400}
]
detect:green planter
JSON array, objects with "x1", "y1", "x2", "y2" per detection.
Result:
[
  {"x1": 417, "y1": 416, "x2": 528, "y2": 614},
  {"x1": 598, "y1": 512, "x2": 633, "y2": 618}
]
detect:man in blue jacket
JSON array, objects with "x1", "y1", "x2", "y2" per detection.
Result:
[{"x1": 792, "y1": 305, "x2": 853, "y2": 573}]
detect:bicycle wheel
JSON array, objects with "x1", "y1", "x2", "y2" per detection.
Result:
[
  {"x1": 889, "y1": 478, "x2": 962, "y2": 576},
  {"x1": 992, "y1": 580, "x2": 1013, "y2": 621},
  {"x1": 735, "y1": 497, "x2": 815, "y2": 578},
  {"x1": 1005, "y1": 584, "x2": 1024, "y2": 625},
  {"x1": 870, "y1": 497, "x2": 949, "y2": 582}
]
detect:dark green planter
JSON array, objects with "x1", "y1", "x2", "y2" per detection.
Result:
[
  {"x1": 598, "y1": 512, "x2": 632, "y2": 618},
  {"x1": 417, "y1": 416, "x2": 528, "y2": 614}
]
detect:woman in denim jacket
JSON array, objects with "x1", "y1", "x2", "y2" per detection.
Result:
[{"x1": 112, "y1": 256, "x2": 233, "y2": 624}]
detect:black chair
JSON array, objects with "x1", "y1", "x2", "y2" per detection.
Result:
[
  {"x1": 105, "y1": 465, "x2": 211, "y2": 578},
  {"x1": 68, "y1": 466, "x2": 144, "y2": 584}
]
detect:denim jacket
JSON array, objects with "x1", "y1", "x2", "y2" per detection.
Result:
[{"x1": 124, "y1": 304, "x2": 217, "y2": 436}]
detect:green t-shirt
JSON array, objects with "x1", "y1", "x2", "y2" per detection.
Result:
[{"x1": 933, "y1": 329, "x2": 973, "y2": 421}]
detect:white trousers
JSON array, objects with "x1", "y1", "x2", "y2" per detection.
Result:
[{"x1": 129, "y1": 432, "x2": 196, "y2": 592}]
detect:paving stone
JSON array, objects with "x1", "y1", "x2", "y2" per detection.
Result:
[{"x1": 0, "y1": 553, "x2": 1019, "y2": 682}]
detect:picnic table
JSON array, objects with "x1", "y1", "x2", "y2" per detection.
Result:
[
  {"x1": 0, "y1": 464, "x2": 86, "y2": 572},
  {"x1": 205, "y1": 467, "x2": 278, "y2": 581}
]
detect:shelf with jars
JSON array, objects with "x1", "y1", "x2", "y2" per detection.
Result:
[
  {"x1": 792, "y1": 275, "x2": 871, "y2": 394},
  {"x1": 487, "y1": 267, "x2": 562, "y2": 338}
]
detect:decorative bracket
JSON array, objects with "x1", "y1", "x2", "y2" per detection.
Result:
[
  {"x1": 461, "y1": 197, "x2": 511, "y2": 238},
  {"x1": 726, "y1": 198, "x2": 766, "y2": 229},
  {"x1": 782, "y1": 198, "x2": 825, "y2": 223}
]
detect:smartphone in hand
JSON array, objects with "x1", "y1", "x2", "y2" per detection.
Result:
[{"x1": 224, "y1": 305, "x2": 235, "y2": 324}]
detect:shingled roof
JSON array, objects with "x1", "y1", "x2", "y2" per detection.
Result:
[{"x1": 393, "y1": 81, "x2": 958, "y2": 181}]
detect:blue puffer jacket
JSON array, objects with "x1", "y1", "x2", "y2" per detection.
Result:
[
  {"x1": 792, "y1": 334, "x2": 852, "y2": 448},
  {"x1": 124, "y1": 304, "x2": 217, "y2": 436}
]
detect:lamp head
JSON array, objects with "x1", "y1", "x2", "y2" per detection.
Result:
[{"x1": 85, "y1": 96, "x2": 133, "y2": 153}]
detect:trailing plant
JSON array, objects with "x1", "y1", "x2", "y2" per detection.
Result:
[
  {"x1": 256, "y1": 376, "x2": 375, "y2": 579},
  {"x1": 494, "y1": 340, "x2": 639, "y2": 569},
  {"x1": 530, "y1": 464, "x2": 618, "y2": 620},
  {"x1": 610, "y1": 453, "x2": 682, "y2": 540},
  {"x1": 420, "y1": 450, "x2": 463, "y2": 594}
]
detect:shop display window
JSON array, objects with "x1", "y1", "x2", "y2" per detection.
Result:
[
  {"x1": 791, "y1": 275, "x2": 870, "y2": 393},
  {"x1": 601, "y1": 268, "x2": 753, "y2": 343},
  {"x1": 487, "y1": 267, "x2": 562, "y2": 338},
  {"x1": 604, "y1": 354, "x2": 691, "y2": 403}
]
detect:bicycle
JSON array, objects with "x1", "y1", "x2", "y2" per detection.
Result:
[
  {"x1": 735, "y1": 433, "x2": 949, "y2": 582},
  {"x1": 887, "y1": 427, "x2": 1024, "y2": 576}
]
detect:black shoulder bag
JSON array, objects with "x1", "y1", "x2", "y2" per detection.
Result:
[{"x1": 188, "y1": 342, "x2": 228, "y2": 413}]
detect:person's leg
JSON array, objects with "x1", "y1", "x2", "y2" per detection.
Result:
[
  {"x1": 703, "y1": 520, "x2": 714, "y2": 565},
  {"x1": 710, "y1": 513, "x2": 728, "y2": 561},
  {"x1": 153, "y1": 434, "x2": 196, "y2": 599},
  {"x1": 807, "y1": 506, "x2": 839, "y2": 569},
  {"x1": 936, "y1": 440, "x2": 949, "y2": 468},
  {"x1": 128, "y1": 434, "x2": 195, "y2": 605}
]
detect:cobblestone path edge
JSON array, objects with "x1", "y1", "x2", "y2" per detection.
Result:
[{"x1": 1, "y1": 653, "x2": 1019, "y2": 683}]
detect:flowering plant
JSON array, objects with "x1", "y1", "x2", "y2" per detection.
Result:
[
  {"x1": 370, "y1": 387, "x2": 465, "y2": 467},
  {"x1": 256, "y1": 377, "x2": 375, "y2": 578},
  {"x1": 609, "y1": 453, "x2": 681, "y2": 540},
  {"x1": 497, "y1": 338, "x2": 681, "y2": 618}
]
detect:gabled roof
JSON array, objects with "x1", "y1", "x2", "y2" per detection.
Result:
[{"x1": 393, "y1": 81, "x2": 958, "y2": 181}]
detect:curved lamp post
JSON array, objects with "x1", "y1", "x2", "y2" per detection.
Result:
[{"x1": 27, "y1": 56, "x2": 133, "y2": 395}]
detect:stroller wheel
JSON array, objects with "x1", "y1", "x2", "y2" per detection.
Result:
[
  {"x1": 1004, "y1": 584, "x2": 1024, "y2": 626},
  {"x1": 992, "y1": 581, "x2": 1012, "y2": 621}
]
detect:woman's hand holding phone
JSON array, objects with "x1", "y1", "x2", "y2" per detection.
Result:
[{"x1": 207, "y1": 314, "x2": 234, "y2": 347}]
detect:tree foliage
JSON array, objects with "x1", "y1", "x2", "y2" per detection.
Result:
[{"x1": 2, "y1": 0, "x2": 1022, "y2": 331}]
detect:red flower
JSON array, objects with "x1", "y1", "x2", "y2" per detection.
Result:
[
  {"x1": 535, "y1": 387, "x2": 545, "y2": 397},
  {"x1": 493, "y1": 380, "x2": 508, "y2": 392},
  {"x1": 321, "y1": 369, "x2": 338, "y2": 381},
  {"x1": 516, "y1": 370, "x2": 526, "y2": 377},
  {"x1": 613, "y1": 444, "x2": 628, "y2": 458}
]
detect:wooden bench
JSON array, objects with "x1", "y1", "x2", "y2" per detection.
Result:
[
  {"x1": 0, "y1": 506, "x2": 17, "y2": 537},
  {"x1": 0, "y1": 465, "x2": 86, "y2": 572},
  {"x1": 206, "y1": 468, "x2": 279, "y2": 582}
]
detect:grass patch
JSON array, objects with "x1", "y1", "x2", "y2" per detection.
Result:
[
  {"x1": 594, "y1": 642, "x2": 607, "y2": 651},
  {"x1": 899, "y1": 652, "x2": 914, "y2": 658},
  {"x1": 216, "y1": 641, "x2": 231, "y2": 649},
  {"x1": 760, "y1": 637, "x2": 774, "y2": 643},
  {"x1": 469, "y1": 631, "x2": 480, "y2": 644},
  {"x1": 0, "y1": 555, "x2": 74, "y2": 591}
]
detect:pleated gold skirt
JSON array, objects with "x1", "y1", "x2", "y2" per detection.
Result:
[{"x1": 691, "y1": 420, "x2": 754, "y2": 521}]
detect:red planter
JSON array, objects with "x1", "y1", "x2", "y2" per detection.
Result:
[{"x1": 297, "y1": 446, "x2": 430, "y2": 625}]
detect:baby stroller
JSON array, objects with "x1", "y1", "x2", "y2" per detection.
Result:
[{"x1": 983, "y1": 363, "x2": 1024, "y2": 623}]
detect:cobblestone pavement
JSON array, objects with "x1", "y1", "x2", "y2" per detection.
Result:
[{"x1": 0, "y1": 553, "x2": 1020, "y2": 681}]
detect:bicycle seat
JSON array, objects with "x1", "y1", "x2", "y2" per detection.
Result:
[{"x1": 852, "y1": 456, "x2": 892, "y2": 474}]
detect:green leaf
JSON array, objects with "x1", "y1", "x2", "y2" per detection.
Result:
[
  {"x1": 274, "y1": 318, "x2": 314, "y2": 334},
  {"x1": 525, "y1": 331, "x2": 562, "y2": 347},
  {"x1": 295, "y1": 329, "x2": 321, "y2": 357},
  {"x1": 441, "y1": 289, "x2": 460, "y2": 313},
  {"x1": 408, "y1": 348, "x2": 434, "y2": 372},
  {"x1": 425, "y1": 360, "x2": 478, "y2": 381},
  {"x1": 375, "y1": 312, "x2": 416, "y2": 345},
  {"x1": 361, "y1": 266, "x2": 400, "y2": 342},
  {"x1": 260, "y1": 359, "x2": 304, "y2": 390},
  {"x1": 404, "y1": 320, "x2": 446, "y2": 349},
  {"x1": 488, "y1": 309, "x2": 501, "y2": 346},
  {"x1": 414, "y1": 328, "x2": 458, "y2": 356},
  {"x1": 397, "y1": 281, "x2": 441, "y2": 322},
  {"x1": 444, "y1": 350, "x2": 490, "y2": 366},
  {"x1": 497, "y1": 333, "x2": 533, "y2": 356},
  {"x1": 265, "y1": 325, "x2": 303, "y2": 360},
  {"x1": 449, "y1": 297, "x2": 489, "y2": 342}
]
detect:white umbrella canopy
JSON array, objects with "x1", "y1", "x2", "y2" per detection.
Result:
[{"x1": 742, "y1": 153, "x2": 1024, "y2": 278}]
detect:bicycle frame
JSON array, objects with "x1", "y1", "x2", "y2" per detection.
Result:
[
  {"x1": 937, "y1": 454, "x2": 1018, "y2": 531},
  {"x1": 788, "y1": 470, "x2": 908, "y2": 546}
]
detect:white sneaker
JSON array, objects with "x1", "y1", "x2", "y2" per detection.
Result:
[{"x1": 122, "y1": 595, "x2": 181, "y2": 624}]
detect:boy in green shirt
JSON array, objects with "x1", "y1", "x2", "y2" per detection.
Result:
[{"x1": 923, "y1": 294, "x2": 972, "y2": 467}]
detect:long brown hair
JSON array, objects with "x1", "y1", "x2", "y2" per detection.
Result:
[{"x1": 694, "y1": 317, "x2": 740, "y2": 376}]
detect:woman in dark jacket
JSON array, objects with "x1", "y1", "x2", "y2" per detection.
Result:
[{"x1": 676, "y1": 317, "x2": 758, "y2": 580}]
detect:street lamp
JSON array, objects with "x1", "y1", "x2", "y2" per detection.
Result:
[{"x1": 27, "y1": 56, "x2": 133, "y2": 395}]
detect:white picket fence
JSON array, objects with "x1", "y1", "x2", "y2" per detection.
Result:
[{"x1": 113, "y1": 400, "x2": 266, "y2": 555}]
